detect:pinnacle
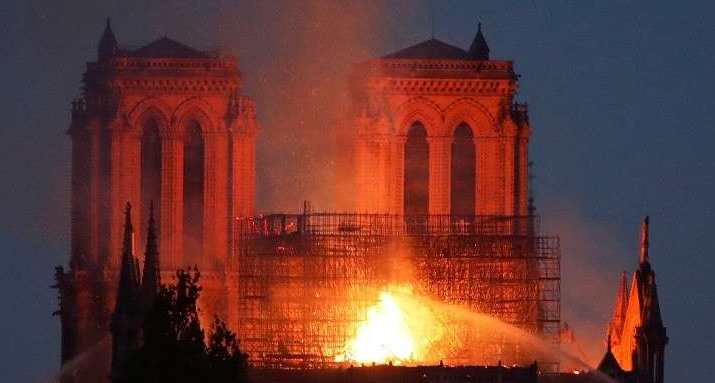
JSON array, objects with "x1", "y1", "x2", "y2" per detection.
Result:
[{"x1": 639, "y1": 216, "x2": 650, "y2": 268}]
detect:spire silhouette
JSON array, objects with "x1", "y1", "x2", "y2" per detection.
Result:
[
  {"x1": 642, "y1": 275, "x2": 665, "y2": 330},
  {"x1": 111, "y1": 202, "x2": 142, "y2": 381},
  {"x1": 639, "y1": 216, "x2": 650, "y2": 268},
  {"x1": 609, "y1": 271, "x2": 628, "y2": 343},
  {"x1": 114, "y1": 202, "x2": 140, "y2": 318},
  {"x1": 632, "y1": 215, "x2": 667, "y2": 382},
  {"x1": 98, "y1": 17, "x2": 118, "y2": 60},
  {"x1": 597, "y1": 332, "x2": 624, "y2": 375},
  {"x1": 468, "y1": 22, "x2": 490, "y2": 60},
  {"x1": 141, "y1": 201, "x2": 161, "y2": 311}
]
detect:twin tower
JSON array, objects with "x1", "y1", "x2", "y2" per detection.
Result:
[{"x1": 60, "y1": 21, "x2": 532, "y2": 382}]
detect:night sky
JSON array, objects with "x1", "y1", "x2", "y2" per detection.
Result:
[{"x1": 1, "y1": 1, "x2": 714, "y2": 382}]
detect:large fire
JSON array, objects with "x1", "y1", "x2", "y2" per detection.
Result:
[{"x1": 335, "y1": 287, "x2": 446, "y2": 366}]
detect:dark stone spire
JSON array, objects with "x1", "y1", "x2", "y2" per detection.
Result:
[
  {"x1": 99, "y1": 17, "x2": 118, "y2": 60},
  {"x1": 598, "y1": 334, "x2": 625, "y2": 377},
  {"x1": 141, "y1": 201, "x2": 161, "y2": 311},
  {"x1": 636, "y1": 273, "x2": 668, "y2": 383},
  {"x1": 632, "y1": 216, "x2": 667, "y2": 383},
  {"x1": 111, "y1": 202, "x2": 141, "y2": 382},
  {"x1": 115, "y1": 202, "x2": 140, "y2": 314},
  {"x1": 642, "y1": 277, "x2": 664, "y2": 330},
  {"x1": 639, "y1": 216, "x2": 650, "y2": 269},
  {"x1": 468, "y1": 22, "x2": 490, "y2": 60}
]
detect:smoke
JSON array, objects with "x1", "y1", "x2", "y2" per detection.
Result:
[
  {"x1": 0, "y1": 0, "x2": 426, "y2": 240},
  {"x1": 539, "y1": 198, "x2": 631, "y2": 368},
  {"x1": 0, "y1": 1, "x2": 649, "y2": 381},
  {"x1": 214, "y1": 0, "x2": 419, "y2": 213}
]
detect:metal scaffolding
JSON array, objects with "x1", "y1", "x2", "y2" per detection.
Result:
[{"x1": 234, "y1": 213, "x2": 560, "y2": 370}]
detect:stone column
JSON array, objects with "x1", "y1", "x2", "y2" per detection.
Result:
[
  {"x1": 392, "y1": 136, "x2": 407, "y2": 215},
  {"x1": 476, "y1": 136, "x2": 504, "y2": 216},
  {"x1": 428, "y1": 136, "x2": 451, "y2": 215},
  {"x1": 496, "y1": 138, "x2": 506, "y2": 215},
  {"x1": 107, "y1": 128, "x2": 141, "y2": 268},
  {"x1": 503, "y1": 136, "x2": 516, "y2": 217},
  {"x1": 203, "y1": 131, "x2": 229, "y2": 270},
  {"x1": 69, "y1": 124, "x2": 90, "y2": 264},
  {"x1": 355, "y1": 135, "x2": 376, "y2": 212},
  {"x1": 239, "y1": 133, "x2": 256, "y2": 218},
  {"x1": 475, "y1": 137, "x2": 488, "y2": 216},
  {"x1": 376, "y1": 137, "x2": 390, "y2": 212},
  {"x1": 228, "y1": 129, "x2": 241, "y2": 263},
  {"x1": 160, "y1": 133, "x2": 184, "y2": 269},
  {"x1": 230, "y1": 126, "x2": 256, "y2": 219},
  {"x1": 354, "y1": 115, "x2": 376, "y2": 213},
  {"x1": 86, "y1": 124, "x2": 102, "y2": 265},
  {"x1": 516, "y1": 134, "x2": 530, "y2": 216},
  {"x1": 108, "y1": 130, "x2": 125, "y2": 268},
  {"x1": 243, "y1": 133, "x2": 256, "y2": 216},
  {"x1": 124, "y1": 134, "x2": 141, "y2": 255}
]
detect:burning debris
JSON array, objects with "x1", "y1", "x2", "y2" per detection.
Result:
[{"x1": 335, "y1": 286, "x2": 442, "y2": 365}]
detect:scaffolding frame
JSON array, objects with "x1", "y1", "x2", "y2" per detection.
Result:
[{"x1": 235, "y1": 214, "x2": 560, "y2": 370}]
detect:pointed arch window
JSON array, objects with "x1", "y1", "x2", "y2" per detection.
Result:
[
  {"x1": 404, "y1": 122, "x2": 429, "y2": 216},
  {"x1": 450, "y1": 123, "x2": 476, "y2": 217},
  {"x1": 183, "y1": 121, "x2": 204, "y2": 263},
  {"x1": 140, "y1": 118, "x2": 161, "y2": 249}
]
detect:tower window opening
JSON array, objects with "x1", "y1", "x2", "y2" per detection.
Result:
[
  {"x1": 404, "y1": 122, "x2": 429, "y2": 217},
  {"x1": 183, "y1": 121, "x2": 204, "y2": 264},
  {"x1": 140, "y1": 119, "x2": 161, "y2": 250},
  {"x1": 450, "y1": 123, "x2": 475, "y2": 218}
]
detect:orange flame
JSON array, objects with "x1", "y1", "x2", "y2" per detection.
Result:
[{"x1": 335, "y1": 286, "x2": 445, "y2": 365}]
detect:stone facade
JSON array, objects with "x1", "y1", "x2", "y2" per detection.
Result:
[
  {"x1": 55, "y1": 20, "x2": 668, "y2": 383},
  {"x1": 351, "y1": 27, "x2": 531, "y2": 218},
  {"x1": 57, "y1": 20, "x2": 257, "y2": 383}
]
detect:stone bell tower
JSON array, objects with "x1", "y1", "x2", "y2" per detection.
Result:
[
  {"x1": 56, "y1": 19, "x2": 258, "y2": 383},
  {"x1": 351, "y1": 24, "x2": 530, "y2": 219}
]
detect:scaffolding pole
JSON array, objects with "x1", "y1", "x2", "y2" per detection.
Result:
[{"x1": 235, "y1": 214, "x2": 560, "y2": 370}]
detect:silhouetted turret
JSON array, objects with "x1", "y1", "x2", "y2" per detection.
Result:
[
  {"x1": 110, "y1": 203, "x2": 141, "y2": 383},
  {"x1": 468, "y1": 22, "x2": 490, "y2": 60},
  {"x1": 98, "y1": 18, "x2": 118, "y2": 60},
  {"x1": 598, "y1": 335, "x2": 626, "y2": 380},
  {"x1": 635, "y1": 274, "x2": 667, "y2": 383},
  {"x1": 639, "y1": 216, "x2": 651, "y2": 270},
  {"x1": 140, "y1": 202, "x2": 161, "y2": 312}
]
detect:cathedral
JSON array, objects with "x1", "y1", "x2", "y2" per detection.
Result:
[
  {"x1": 55, "y1": 19, "x2": 667, "y2": 383},
  {"x1": 596, "y1": 217, "x2": 668, "y2": 383},
  {"x1": 351, "y1": 23, "x2": 530, "y2": 218},
  {"x1": 55, "y1": 19, "x2": 256, "y2": 383}
]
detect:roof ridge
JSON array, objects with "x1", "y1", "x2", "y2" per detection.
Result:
[
  {"x1": 383, "y1": 38, "x2": 469, "y2": 60},
  {"x1": 128, "y1": 36, "x2": 208, "y2": 58}
]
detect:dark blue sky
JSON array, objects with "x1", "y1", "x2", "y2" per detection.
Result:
[{"x1": 1, "y1": 1, "x2": 713, "y2": 382}]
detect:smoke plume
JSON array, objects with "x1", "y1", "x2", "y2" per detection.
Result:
[
  {"x1": 539, "y1": 199, "x2": 632, "y2": 368},
  {"x1": 215, "y1": 0, "x2": 419, "y2": 212}
]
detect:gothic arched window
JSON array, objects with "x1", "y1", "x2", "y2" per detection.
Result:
[
  {"x1": 404, "y1": 122, "x2": 429, "y2": 216},
  {"x1": 450, "y1": 123, "x2": 475, "y2": 217},
  {"x1": 183, "y1": 121, "x2": 204, "y2": 263},
  {"x1": 141, "y1": 118, "x2": 161, "y2": 247}
]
